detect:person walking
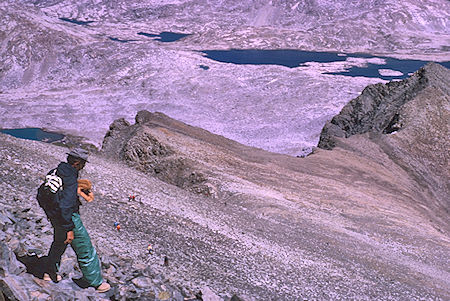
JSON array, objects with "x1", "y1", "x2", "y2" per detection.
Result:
[{"x1": 42, "y1": 148, "x2": 110, "y2": 293}]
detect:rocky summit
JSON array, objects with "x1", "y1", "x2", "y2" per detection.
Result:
[{"x1": 0, "y1": 63, "x2": 449, "y2": 300}]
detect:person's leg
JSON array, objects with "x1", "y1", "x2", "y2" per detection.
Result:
[
  {"x1": 46, "y1": 224, "x2": 67, "y2": 281},
  {"x1": 70, "y1": 213, "x2": 103, "y2": 287}
]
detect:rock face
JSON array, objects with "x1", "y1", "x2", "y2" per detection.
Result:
[
  {"x1": 102, "y1": 111, "x2": 216, "y2": 197},
  {"x1": 318, "y1": 62, "x2": 449, "y2": 149},
  {"x1": 318, "y1": 63, "x2": 450, "y2": 223}
]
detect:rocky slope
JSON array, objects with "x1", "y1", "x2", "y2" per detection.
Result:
[
  {"x1": 0, "y1": 63, "x2": 449, "y2": 300},
  {"x1": 3, "y1": 0, "x2": 449, "y2": 56},
  {"x1": 318, "y1": 62, "x2": 449, "y2": 227},
  {"x1": 0, "y1": 134, "x2": 241, "y2": 301},
  {"x1": 318, "y1": 62, "x2": 450, "y2": 149}
]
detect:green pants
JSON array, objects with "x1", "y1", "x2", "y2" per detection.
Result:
[{"x1": 71, "y1": 213, "x2": 103, "y2": 287}]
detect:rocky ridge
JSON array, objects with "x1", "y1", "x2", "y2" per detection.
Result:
[
  {"x1": 318, "y1": 62, "x2": 449, "y2": 225},
  {"x1": 101, "y1": 113, "x2": 213, "y2": 197},
  {"x1": 0, "y1": 63, "x2": 449, "y2": 300},
  {"x1": 318, "y1": 62, "x2": 450, "y2": 149},
  {"x1": 100, "y1": 109, "x2": 287, "y2": 198}
]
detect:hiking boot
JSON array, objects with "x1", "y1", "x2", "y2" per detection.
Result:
[
  {"x1": 96, "y1": 282, "x2": 111, "y2": 293},
  {"x1": 43, "y1": 273, "x2": 62, "y2": 282}
]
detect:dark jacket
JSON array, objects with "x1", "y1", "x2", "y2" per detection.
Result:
[{"x1": 53, "y1": 162, "x2": 80, "y2": 231}]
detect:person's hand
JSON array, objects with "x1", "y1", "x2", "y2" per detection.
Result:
[
  {"x1": 64, "y1": 231, "x2": 74, "y2": 244},
  {"x1": 78, "y1": 187, "x2": 94, "y2": 202},
  {"x1": 86, "y1": 191, "x2": 94, "y2": 202}
]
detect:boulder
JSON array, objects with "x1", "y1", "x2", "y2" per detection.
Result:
[
  {"x1": 229, "y1": 295, "x2": 244, "y2": 301},
  {"x1": 0, "y1": 242, "x2": 26, "y2": 276},
  {"x1": 0, "y1": 276, "x2": 30, "y2": 301},
  {"x1": 131, "y1": 276, "x2": 152, "y2": 288},
  {"x1": 200, "y1": 286, "x2": 222, "y2": 301}
]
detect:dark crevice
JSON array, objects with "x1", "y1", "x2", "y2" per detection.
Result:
[{"x1": 383, "y1": 113, "x2": 401, "y2": 134}]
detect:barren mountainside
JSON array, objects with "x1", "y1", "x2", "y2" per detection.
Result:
[
  {"x1": 1, "y1": 0, "x2": 449, "y2": 155},
  {"x1": 0, "y1": 63, "x2": 449, "y2": 300}
]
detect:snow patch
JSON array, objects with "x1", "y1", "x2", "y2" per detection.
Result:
[{"x1": 378, "y1": 69, "x2": 403, "y2": 76}]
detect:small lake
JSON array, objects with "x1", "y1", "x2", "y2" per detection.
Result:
[
  {"x1": 138, "y1": 32, "x2": 191, "y2": 42},
  {"x1": 0, "y1": 128, "x2": 64, "y2": 143},
  {"x1": 59, "y1": 18, "x2": 94, "y2": 25},
  {"x1": 201, "y1": 49, "x2": 450, "y2": 80}
]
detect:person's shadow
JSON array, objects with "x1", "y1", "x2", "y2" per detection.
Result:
[
  {"x1": 17, "y1": 254, "x2": 90, "y2": 288},
  {"x1": 17, "y1": 254, "x2": 47, "y2": 279}
]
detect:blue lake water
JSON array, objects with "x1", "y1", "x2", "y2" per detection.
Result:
[
  {"x1": 137, "y1": 32, "x2": 191, "y2": 42},
  {"x1": 1, "y1": 128, "x2": 64, "y2": 143},
  {"x1": 59, "y1": 18, "x2": 94, "y2": 25},
  {"x1": 201, "y1": 49, "x2": 450, "y2": 80}
]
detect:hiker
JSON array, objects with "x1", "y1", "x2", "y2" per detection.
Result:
[{"x1": 43, "y1": 148, "x2": 110, "y2": 293}]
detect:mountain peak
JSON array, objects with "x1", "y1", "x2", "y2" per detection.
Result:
[{"x1": 318, "y1": 62, "x2": 450, "y2": 150}]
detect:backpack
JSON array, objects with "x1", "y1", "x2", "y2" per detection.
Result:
[{"x1": 36, "y1": 168, "x2": 63, "y2": 220}]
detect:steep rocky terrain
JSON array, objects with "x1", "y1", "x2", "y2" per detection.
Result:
[
  {"x1": 0, "y1": 63, "x2": 449, "y2": 300},
  {"x1": 318, "y1": 62, "x2": 450, "y2": 148},
  {"x1": 318, "y1": 62, "x2": 449, "y2": 227}
]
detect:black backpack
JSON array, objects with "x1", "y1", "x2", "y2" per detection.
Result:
[{"x1": 36, "y1": 168, "x2": 63, "y2": 221}]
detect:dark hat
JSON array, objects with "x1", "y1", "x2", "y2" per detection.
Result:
[{"x1": 67, "y1": 147, "x2": 89, "y2": 162}]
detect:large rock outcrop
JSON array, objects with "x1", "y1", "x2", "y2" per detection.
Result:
[
  {"x1": 318, "y1": 62, "x2": 450, "y2": 227},
  {"x1": 101, "y1": 111, "x2": 221, "y2": 197},
  {"x1": 318, "y1": 62, "x2": 449, "y2": 149},
  {"x1": 101, "y1": 109, "x2": 296, "y2": 199}
]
